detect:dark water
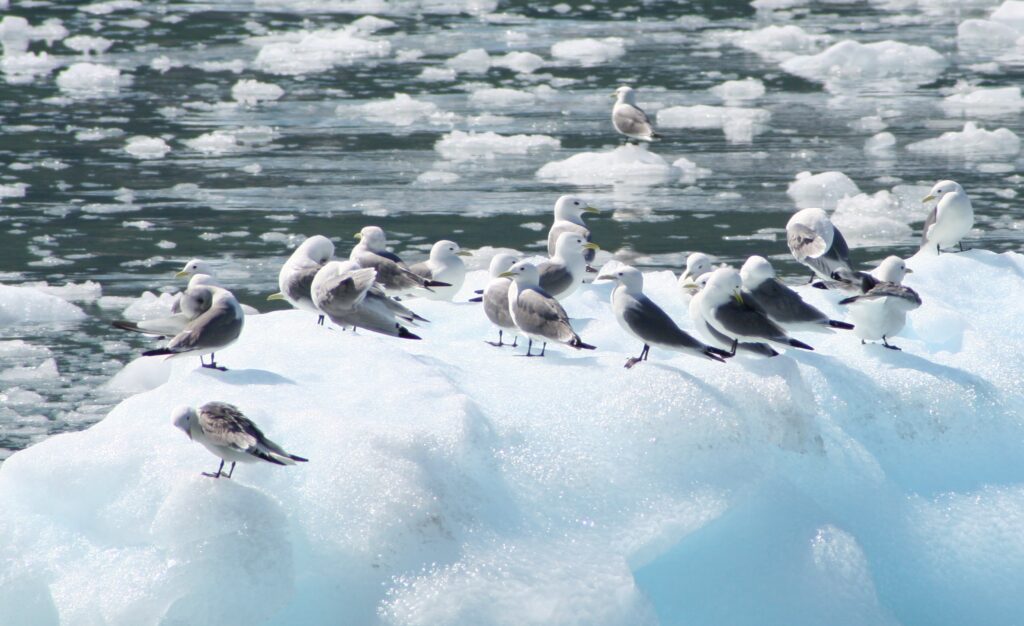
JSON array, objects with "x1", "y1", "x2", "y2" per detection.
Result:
[{"x1": 1, "y1": 0, "x2": 1021, "y2": 457}]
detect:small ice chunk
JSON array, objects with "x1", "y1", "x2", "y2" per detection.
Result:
[
  {"x1": 787, "y1": 171, "x2": 861, "y2": 209},
  {"x1": 0, "y1": 358, "x2": 59, "y2": 383},
  {"x1": 709, "y1": 78, "x2": 765, "y2": 103},
  {"x1": 150, "y1": 55, "x2": 182, "y2": 73},
  {"x1": 355, "y1": 93, "x2": 440, "y2": 126},
  {"x1": 446, "y1": 48, "x2": 491, "y2": 74},
  {"x1": 492, "y1": 51, "x2": 545, "y2": 74},
  {"x1": 0, "y1": 182, "x2": 28, "y2": 200},
  {"x1": 125, "y1": 136, "x2": 171, "y2": 159},
  {"x1": 550, "y1": 37, "x2": 626, "y2": 66},
  {"x1": 103, "y1": 356, "x2": 171, "y2": 394},
  {"x1": 349, "y1": 15, "x2": 396, "y2": 34},
  {"x1": 727, "y1": 25, "x2": 831, "y2": 61},
  {"x1": 831, "y1": 187, "x2": 926, "y2": 245},
  {"x1": 417, "y1": 67, "x2": 457, "y2": 82},
  {"x1": 252, "y1": 27, "x2": 391, "y2": 76},
  {"x1": 185, "y1": 131, "x2": 242, "y2": 155},
  {"x1": 0, "y1": 284, "x2": 86, "y2": 324},
  {"x1": 781, "y1": 40, "x2": 946, "y2": 92},
  {"x1": 991, "y1": 0, "x2": 1024, "y2": 29},
  {"x1": 122, "y1": 291, "x2": 177, "y2": 320},
  {"x1": 468, "y1": 87, "x2": 536, "y2": 108},
  {"x1": 56, "y1": 62, "x2": 124, "y2": 96},
  {"x1": 957, "y1": 19, "x2": 1020, "y2": 52},
  {"x1": 79, "y1": 0, "x2": 141, "y2": 15},
  {"x1": 25, "y1": 281, "x2": 102, "y2": 303},
  {"x1": 435, "y1": 130, "x2": 559, "y2": 161},
  {"x1": 906, "y1": 122, "x2": 1020, "y2": 158},
  {"x1": 63, "y1": 35, "x2": 112, "y2": 56},
  {"x1": 232, "y1": 78, "x2": 284, "y2": 104},
  {"x1": 536, "y1": 144, "x2": 688, "y2": 187},
  {"x1": 415, "y1": 170, "x2": 460, "y2": 185},
  {"x1": 657, "y1": 105, "x2": 770, "y2": 143},
  {"x1": 864, "y1": 132, "x2": 896, "y2": 154},
  {"x1": 851, "y1": 115, "x2": 888, "y2": 133},
  {"x1": 941, "y1": 86, "x2": 1022, "y2": 117},
  {"x1": 672, "y1": 156, "x2": 713, "y2": 184},
  {"x1": 1, "y1": 51, "x2": 59, "y2": 83}
]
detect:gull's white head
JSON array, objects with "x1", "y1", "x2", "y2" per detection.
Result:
[
  {"x1": 739, "y1": 256, "x2": 775, "y2": 288},
  {"x1": 171, "y1": 405, "x2": 196, "y2": 440},
  {"x1": 177, "y1": 258, "x2": 214, "y2": 279},
  {"x1": 355, "y1": 226, "x2": 387, "y2": 251},
  {"x1": 613, "y1": 85, "x2": 637, "y2": 104},
  {"x1": 553, "y1": 195, "x2": 599, "y2": 221},
  {"x1": 922, "y1": 179, "x2": 964, "y2": 203},
  {"x1": 430, "y1": 240, "x2": 470, "y2": 261},
  {"x1": 681, "y1": 252, "x2": 713, "y2": 282},
  {"x1": 499, "y1": 261, "x2": 540, "y2": 286},
  {"x1": 553, "y1": 231, "x2": 599, "y2": 259},
  {"x1": 488, "y1": 253, "x2": 517, "y2": 278},
  {"x1": 703, "y1": 267, "x2": 744, "y2": 305},
  {"x1": 597, "y1": 264, "x2": 643, "y2": 292},
  {"x1": 293, "y1": 235, "x2": 335, "y2": 264},
  {"x1": 874, "y1": 256, "x2": 911, "y2": 283}
]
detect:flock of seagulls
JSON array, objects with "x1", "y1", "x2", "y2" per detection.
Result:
[{"x1": 106, "y1": 87, "x2": 977, "y2": 478}]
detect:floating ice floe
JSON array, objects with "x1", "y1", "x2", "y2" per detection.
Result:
[
  {"x1": 721, "y1": 24, "x2": 832, "y2": 61},
  {"x1": 468, "y1": 87, "x2": 536, "y2": 108},
  {"x1": 657, "y1": 105, "x2": 770, "y2": 143},
  {"x1": 550, "y1": 37, "x2": 626, "y2": 66},
  {"x1": 831, "y1": 184, "x2": 931, "y2": 246},
  {"x1": 414, "y1": 170, "x2": 460, "y2": 185},
  {"x1": 0, "y1": 284, "x2": 86, "y2": 325},
  {"x1": 906, "y1": 122, "x2": 1020, "y2": 158},
  {"x1": 3, "y1": 252, "x2": 1024, "y2": 624},
  {"x1": 435, "y1": 130, "x2": 559, "y2": 161},
  {"x1": 252, "y1": 0, "x2": 498, "y2": 15},
  {"x1": 55, "y1": 62, "x2": 125, "y2": 97},
  {"x1": 709, "y1": 78, "x2": 765, "y2": 104},
  {"x1": 231, "y1": 78, "x2": 284, "y2": 104},
  {"x1": 941, "y1": 85, "x2": 1022, "y2": 117},
  {"x1": 250, "y1": 26, "x2": 390, "y2": 76},
  {"x1": 78, "y1": 0, "x2": 141, "y2": 15},
  {"x1": 125, "y1": 136, "x2": 171, "y2": 159},
  {"x1": 63, "y1": 35, "x2": 112, "y2": 56},
  {"x1": 0, "y1": 182, "x2": 28, "y2": 201},
  {"x1": 537, "y1": 144, "x2": 707, "y2": 187},
  {"x1": 352, "y1": 93, "x2": 444, "y2": 126},
  {"x1": 864, "y1": 132, "x2": 897, "y2": 155},
  {"x1": 446, "y1": 48, "x2": 491, "y2": 74},
  {"x1": 787, "y1": 171, "x2": 861, "y2": 210},
  {"x1": 781, "y1": 39, "x2": 947, "y2": 92}
]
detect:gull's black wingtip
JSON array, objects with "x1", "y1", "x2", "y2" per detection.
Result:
[
  {"x1": 398, "y1": 326, "x2": 422, "y2": 340},
  {"x1": 706, "y1": 347, "x2": 732, "y2": 361},
  {"x1": 142, "y1": 347, "x2": 173, "y2": 357},
  {"x1": 828, "y1": 319, "x2": 854, "y2": 330},
  {"x1": 468, "y1": 296, "x2": 483, "y2": 303},
  {"x1": 789, "y1": 338, "x2": 814, "y2": 351},
  {"x1": 571, "y1": 337, "x2": 596, "y2": 350}
]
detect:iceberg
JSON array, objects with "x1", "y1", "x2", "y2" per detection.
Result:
[{"x1": 2, "y1": 252, "x2": 1024, "y2": 624}]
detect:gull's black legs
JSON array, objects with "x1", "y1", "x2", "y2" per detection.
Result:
[
  {"x1": 317, "y1": 314, "x2": 325, "y2": 325},
  {"x1": 540, "y1": 342, "x2": 547, "y2": 357},
  {"x1": 203, "y1": 459, "x2": 225, "y2": 478},
  {"x1": 486, "y1": 329, "x2": 505, "y2": 347},
  {"x1": 625, "y1": 343, "x2": 650, "y2": 368},
  {"x1": 730, "y1": 339, "x2": 738, "y2": 357},
  {"x1": 881, "y1": 336, "x2": 902, "y2": 351},
  {"x1": 201, "y1": 353, "x2": 227, "y2": 371},
  {"x1": 225, "y1": 462, "x2": 236, "y2": 478}
]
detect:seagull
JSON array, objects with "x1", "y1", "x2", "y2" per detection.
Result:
[
  {"x1": 786, "y1": 207, "x2": 862, "y2": 289},
  {"x1": 350, "y1": 226, "x2": 449, "y2": 296},
  {"x1": 539, "y1": 232, "x2": 600, "y2": 300},
  {"x1": 612, "y1": 85, "x2": 661, "y2": 143},
  {"x1": 142, "y1": 286, "x2": 245, "y2": 370},
  {"x1": 839, "y1": 256, "x2": 921, "y2": 350},
  {"x1": 598, "y1": 265, "x2": 729, "y2": 368},
  {"x1": 688, "y1": 273, "x2": 780, "y2": 358},
  {"x1": 740, "y1": 255, "x2": 854, "y2": 333},
  {"x1": 469, "y1": 253, "x2": 519, "y2": 347},
  {"x1": 677, "y1": 252, "x2": 714, "y2": 296},
  {"x1": 113, "y1": 276, "x2": 214, "y2": 337},
  {"x1": 920, "y1": 180, "x2": 974, "y2": 254},
  {"x1": 176, "y1": 258, "x2": 215, "y2": 280},
  {"x1": 172, "y1": 402, "x2": 307, "y2": 479},
  {"x1": 311, "y1": 260, "x2": 425, "y2": 339},
  {"x1": 501, "y1": 261, "x2": 596, "y2": 357},
  {"x1": 547, "y1": 195, "x2": 600, "y2": 266},
  {"x1": 268, "y1": 235, "x2": 335, "y2": 325},
  {"x1": 174, "y1": 260, "x2": 259, "y2": 316},
  {"x1": 408, "y1": 240, "x2": 471, "y2": 301},
  {"x1": 700, "y1": 268, "x2": 814, "y2": 355}
]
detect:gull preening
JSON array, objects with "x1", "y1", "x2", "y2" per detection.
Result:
[
  {"x1": 172, "y1": 402, "x2": 307, "y2": 479},
  {"x1": 113, "y1": 276, "x2": 215, "y2": 338},
  {"x1": 143, "y1": 286, "x2": 245, "y2": 370},
  {"x1": 502, "y1": 261, "x2": 596, "y2": 357},
  {"x1": 311, "y1": 260, "x2": 425, "y2": 339},
  {"x1": 470, "y1": 253, "x2": 519, "y2": 347},
  {"x1": 840, "y1": 256, "x2": 921, "y2": 350},
  {"x1": 920, "y1": 180, "x2": 974, "y2": 255},
  {"x1": 699, "y1": 268, "x2": 814, "y2": 355},
  {"x1": 269, "y1": 235, "x2": 336, "y2": 325},
  {"x1": 612, "y1": 86, "x2": 661, "y2": 143},
  {"x1": 599, "y1": 265, "x2": 729, "y2": 368},
  {"x1": 350, "y1": 226, "x2": 449, "y2": 295},
  {"x1": 539, "y1": 232, "x2": 600, "y2": 300},
  {"x1": 786, "y1": 207, "x2": 860, "y2": 288},
  {"x1": 409, "y1": 240, "x2": 471, "y2": 301},
  {"x1": 547, "y1": 195, "x2": 599, "y2": 266},
  {"x1": 740, "y1": 256, "x2": 854, "y2": 333},
  {"x1": 174, "y1": 259, "x2": 259, "y2": 316}
]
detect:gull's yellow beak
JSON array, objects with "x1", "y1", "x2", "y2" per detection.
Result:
[
  {"x1": 174, "y1": 270, "x2": 189, "y2": 278},
  {"x1": 354, "y1": 232, "x2": 362, "y2": 240},
  {"x1": 905, "y1": 267, "x2": 914, "y2": 274},
  {"x1": 595, "y1": 273, "x2": 616, "y2": 282},
  {"x1": 582, "y1": 242, "x2": 600, "y2": 251},
  {"x1": 682, "y1": 282, "x2": 699, "y2": 290},
  {"x1": 267, "y1": 292, "x2": 286, "y2": 301},
  {"x1": 609, "y1": 92, "x2": 617, "y2": 98},
  {"x1": 457, "y1": 251, "x2": 472, "y2": 256},
  {"x1": 921, "y1": 194, "x2": 936, "y2": 203},
  {"x1": 732, "y1": 290, "x2": 744, "y2": 305},
  {"x1": 583, "y1": 205, "x2": 600, "y2": 214},
  {"x1": 498, "y1": 271, "x2": 515, "y2": 279}
]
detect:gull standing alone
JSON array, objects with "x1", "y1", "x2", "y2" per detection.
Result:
[
  {"x1": 311, "y1": 260, "x2": 425, "y2": 339},
  {"x1": 839, "y1": 256, "x2": 921, "y2": 350},
  {"x1": 599, "y1": 265, "x2": 729, "y2": 368},
  {"x1": 539, "y1": 232, "x2": 600, "y2": 300},
  {"x1": 612, "y1": 85, "x2": 661, "y2": 143},
  {"x1": 740, "y1": 256, "x2": 854, "y2": 333},
  {"x1": 688, "y1": 273, "x2": 780, "y2": 358},
  {"x1": 269, "y1": 235, "x2": 335, "y2": 324},
  {"x1": 547, "y1": 195, "x2": 600, "y2": 265},
  {"x1": 469, "y1": 253, "x2": 519, "y2": 347},
  {"x1": 502, "y1": 261, "x2": 596, "y2": 357},
  {"x1": 786, "y1": 208, "x2": 860, "y2": 288},
  {"x1": 920, "y1": 180, "x2": 974, "y2": 254},
  {"x1": 700, "y1": 268, "x2": 814, "y2": 355},
  {"x1": 350, "y1": 226, "x2": 449, "y2": 295},
  {"x1": 143, "y1": 286, "x2": 245, "y2": 370},
  {"x1": 172, "y1": 402, "x2": 307, "y2": 479},
  {"x1": 409, "y1": 240, "x2": 471, "y2": 301}
]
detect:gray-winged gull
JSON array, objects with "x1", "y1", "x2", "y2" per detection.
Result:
[
  {"x1": 839, "y1": 256, "x2": 921, "y2": 350},
  {"x1": 268, "y1": 235, "x2": 335, "y2": 325},
  {"x1": 612, "y1": 86, "x2": 661, "y2": 143},
  {"x1": 740, "y1": 255, "x2": 854, "y2": 333},
  {"x1": 786, "y1": 207, "x2": 861, "y2": 289},
  {"x1": 311, "y1": 260, "x2": 425, "y2": 339},
  {"x1": 350, "y1": 226, "x2": 449, "y2": 295},
  {"x1": 539, "y1": 232, "x2": 599, "y2": 300},
  {"x1": 920, "y1": 180, "x2": 974, "y2": 254},
  {"x1": 469, "y1": 253, "x2": 519, "y2": 347},
  {"x1": 409, "y1": 239, "x2": 471, "y2": 301},
  {"x1": 501, "y1": 261, "x2": 596, "y2": 357},
  {"x1": 143, "y1": 285, "x2": 245, "y2": 370}
]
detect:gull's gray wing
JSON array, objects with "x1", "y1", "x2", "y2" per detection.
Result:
[
  {"x1": 283, "y1": 263, "x2": 323, "y2": 306},
  {"x1": 513, "y1": 287, "x2": 577, "y2": 342},
  {"x1": 538, "y1": 261, "x2": 575, "y2": 297},
  {"x1": 787, "y1": 222, "x2": 827, "y2": 262},
  {"x1": 624, "y1": 295, "x2": 706, "y2": 351},
  {"x1": 483, "y1": 279, "x2": 514, "y2": 328},
  {"x1": 703, "y1": 318, "x2": 778, "y2": 357},
  {"x1": 713, "y1": 299, "x2": 791, "y2": 344},
  {"x1": 614, "y1": 103, "x2": 656, "y2": 138},
  {"x1": 749, "y1": 279, "x2": 829, "y2": 325},
  {"x1": 840, "y1": 284, "x2": 922, "y2": 308},
  {"x1": 198, "y1": 402, "x2": 262, "y2": 452},
  {"x1": 166, "y1": 298, "x2": 243, "y2": 353},
  {"x1": 316, "y1": 271, "x2": 374, "y2": 314},
  {"x1": 408, "y1": 260, "x2": 432, "y2": 280},
  {"x1": 354, "y1": 251, "x2": 430, "y2": 291}
]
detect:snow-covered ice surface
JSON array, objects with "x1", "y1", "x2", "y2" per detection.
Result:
[{"x1": 2, "y1": 252, "x2": 1024, "y2": 625}]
